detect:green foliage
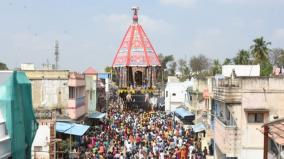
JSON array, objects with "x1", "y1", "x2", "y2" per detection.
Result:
[
  {"x1": 223, "y1": 58, "x2": 232, "y2": 65},
  {"x1": 211, "y1": 59, "x2": 222, "y2": 75},
  {"x1": 158, "y1": 54, "x2": 174, "y2": 69},
  {"x1": 260, "y1": 61, "x2": 273, "y2": 76},
  {"x1": 189, "y1": 54, "x2": 210, "y2": 73},
  {"x1": 104, "y1": 66, "x2": 112, "y2": 73},
  {"x1": 0, "y1": 62, "x2": 8, "y2": 70},
  {"x1": 158, "y1": 54, "x2": 175, "y2": 82},
  {"x1": 250, "y1": 37, "x2": 271, "y2": 64},
  {"x1": 177, "y1": 59, "x2": 191, "y2": 81},
  {"x1": 193, "y1": 70, "x2": 212, "y2": 78},
  {"x1": 233, "y1": 50, "x2": 251, "y2": 65},
  {"x1": 168, "y1": 61, "x2": 177, "y2": 76},
  {"x1": 58, "y1": 140, "x2": 70, "y2": 152}
]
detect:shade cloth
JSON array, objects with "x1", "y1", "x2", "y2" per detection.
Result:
[
  {"x1": 56, "y1": 122, "x2": 90, "y2": 136},
  {"x1": 88, "y1": 111, "x2": 106, "y2": 119}
]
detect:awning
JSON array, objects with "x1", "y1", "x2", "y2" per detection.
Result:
[
  {"x1": 192, "y1": 123, "x2": 206, "y2": 133},
  {"x1": 56, "y1": 122, "x2": 90, "y2": 136},
  {"x1": 244, "y1": 108, "x2": 269, "y2": 112},
  {"x1": 175, "y1": 107, "x2": 195, "y2": 118},
  {"x1": 88, "y1": 111, "x2": 106, "y2": 119},
  {"x1": 261, "y1": 118, "x2": 284, "y2": 145}
]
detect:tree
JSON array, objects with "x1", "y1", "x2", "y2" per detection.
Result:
[
  {"x1": 0, "y1": 62, "x2": 8, "y2": 70},
  {"x1": 250, "y1": 37, "x2": 271, "y2": 64},
  {"x1": 158, "y1": 54, "x2": 175, "y2": 82},
  {"x1": 104, "y1": 66, "x2": 112, "y2": 73},
  {"x1": 177, "y1": 59, "x2": 190, "y2": 81},
  {"x1": 223, "y1": 58, "x2": 232, "y2": 65},
  {"x1": 233, "y1": 49, "x2": 251, "y2": 65},
  {"x1": 158, "y1": 54, "x2": 174, "y2": 69},
  {"x1": 189, "y1": 54, "x2": 210, "y2": 73},
  {"x1": 211, "y1": 59, "x2": 222, "y2": 75},
  {"x1": 269, "y1": 48, "x2": 284, "y2": 66},
  {"x1": 260, "y1": 61, "x2": 273, "y2": 76},
  {"x1": 168, "y1": 61, "x2": 177, "y2": 76}
]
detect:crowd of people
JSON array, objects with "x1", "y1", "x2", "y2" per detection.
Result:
[{"x1": 70, "y1": 101, "x2": 210, "y2": 159}]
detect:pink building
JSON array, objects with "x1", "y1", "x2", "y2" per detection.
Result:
[{"x1": 67, "y1": 72, "x2": 86, "y2": 119}]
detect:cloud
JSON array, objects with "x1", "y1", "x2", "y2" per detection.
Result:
[
  {"x1": 7, "y1": 31, "x2": 81, "y2": 70},
  {"x1": 93, "y1": 14, "x2": 174, "y2": 35},
  {"x1": 160, "y1": 0, "x2": 197, "y2": 8},
  {"x1": 219, "y1": 0, "x2": 284, "y2": 5},
  {"x1": 139, "y1": 15, "x2": 174, "y2": 35},
  {"x1": 270, "y1": 28, "x2": 284, "y2": 48},
  {"x1": 93, "y1": 14, "x2": 130, "y2": 33},
  {"x1": 272, "y1": 28, "x2": 284, "y2": 40},
  {"x1": 189, "y1": 28, "x2": 228, "y2": 58}
]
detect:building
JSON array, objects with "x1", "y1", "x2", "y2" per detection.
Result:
[
  {"x1": 0, "y1": 71, "x2": 38, "y2": 159},
  {"x1": 24, "y1": 70, "x2": 69, "y2": 111},
  {"x1": 261, "y1": 118, "x2": 284, "y2": 159},
  {"x1": 165, "y1": 76, "x2": 192, "y2": 112},
  {"x1": 97, "y1": 78, "x2": 106, "y2": 112},
  {"x1": 98, "y1": 73, "x2": 111, "y2": 98},
  {"x1": 32, "y1": 109, "x2": 56, "y2": 159},
  {"x1": 212, "y1": 71, "x2": 284, "y2": 159},
  {"x1": 0, "y1": 109, "x2": 10, "y2": 159},
  {"x1": 68, "y1": 72, "x2": 86, "y2": 119},
  {"x1": 24, "y1": 70, "x2": 87, "y2": 120},
  {"x1": 21, "y1": 63, "x2": 36, "y2": 70},
  {"x1": 222, "y1": 65, "x2": 260, "y2": 77},
  {"x1": 188, "y1": 77, "x2": 212, "y2": 114},
  {"x1": 84, "y1": 67, "x2": 98, "y2": 114}
]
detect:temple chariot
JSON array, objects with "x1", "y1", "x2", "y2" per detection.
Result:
[{"x1": 112, "y1": 7, "x2": 161, "y2": 110}]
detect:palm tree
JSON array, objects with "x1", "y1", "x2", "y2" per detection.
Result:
[
  {"x1": 250, "y1": 37, "x2": 271, "y2": 64},
  {"x1": 223, "y1": 58, "x2": 232, "y2": 65},
  {"x1": 233, "y1": 50, "x2": 251, "y2": 65}
]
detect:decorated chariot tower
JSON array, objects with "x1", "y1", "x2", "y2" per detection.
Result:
[{"x1": 112, "y1": 7, "x2": 161, "y2": 96}]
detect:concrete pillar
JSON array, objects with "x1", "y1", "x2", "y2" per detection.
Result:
[{"x1": 263, "y1": 125, "x2": 269, "y2": 159}]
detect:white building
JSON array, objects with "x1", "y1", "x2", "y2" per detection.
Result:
[
  {"x1": 0, "y1": 111, "x2": 11, "y2": 158},
  {"x1": 32, "y1": 125, "x2": 50, "y2": 159},
  {"x1": 165, "y1": 76, "x2": 193, "y2": 112},
  {"x1": 21, "y1": 63, "x2": 35, "y2": 70},
  {"x1": 222, "y1": 65, "x2": 260, "y2": 77},
  {"x1": 32, "y1": 109, "x2": 56, "y2": 159}
]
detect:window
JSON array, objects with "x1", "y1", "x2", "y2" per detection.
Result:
[
  {"x1": 69, "y1": 87, "x2": 75, "y2": 99},
  {"x1": 248, "y1": 112, "x2": 264, "y2": 123},
  {"x1": 172, "y1": 93, "x2": 176, "y2": 96},
  {"x1": 166, "y1": 91, "x2": 168, "y2": 97}
]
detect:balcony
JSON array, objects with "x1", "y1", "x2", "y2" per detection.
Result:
[
  {"x1": 0, "y1": 117, "x2": 11, "y2": 158},
  {"x1": 68, "y1": 96, "x2": 85, "y2": 108},
  {"x1": 67, "y1": 96, "x2": 86, "y2": 119},
  {"x1": 213, "y1": 79, "x2": 241, "y2": 103},
  {"x1": 214, "y1": 117, "x2": 240, "y2": 157}
]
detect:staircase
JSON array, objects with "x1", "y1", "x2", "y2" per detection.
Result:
[{"x1": 0, "y1": 112, "x2": 11, "y2": 159}]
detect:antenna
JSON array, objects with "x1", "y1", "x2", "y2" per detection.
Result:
[{"x1": 55, "y1": 40, "x2": 59, "y2": 69}]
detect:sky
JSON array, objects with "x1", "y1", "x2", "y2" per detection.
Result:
[{"x1": 1, "y1": 0, "x2": 284, "y2": 72}]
